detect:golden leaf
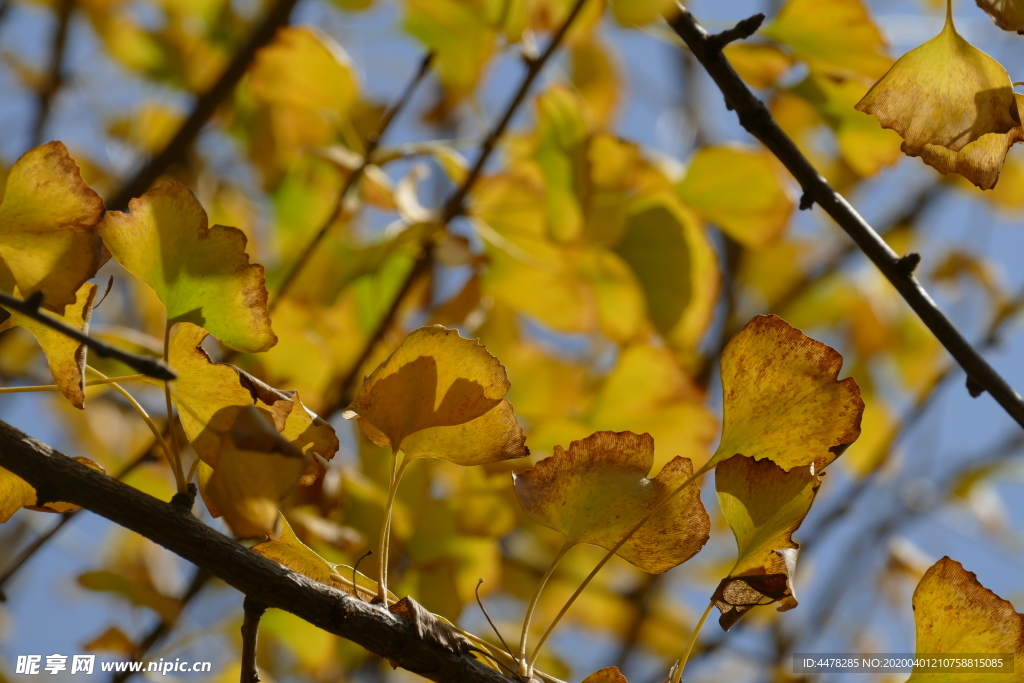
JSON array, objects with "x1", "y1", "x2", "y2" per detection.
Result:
[
  {"x1": 1, "y1": 456, "x2": 104, "y2": 522},
  {"x1": 0, "y1": 282, "x2": 97, "y2": 407},
  {"x1": 712, "y1": 455, "x2": 820, "y2": 630},
  {"x1": 976, "y1": 0, "x2": 1024, "y2": 32},
  {"x1": 855, "y1": 7, "x2": 1024, "y2": 189},
  {"x1": 249, "y1": 26, "x2": 358, "y2": 114},
  {"x1": 98, "y1": 182, "x2": 276, "y2": 353},
  {"x1": 908, "y1": 557, "x2": 1024, "y2": 682},
  {"x1": 583, "y1": 667, "x2": 630, "y2": 683},
  {"x1": 513, "y1": 431, "x2": 710, "y2": 574},
  {"x1": 342, "y1": 325, "x2": 528, "y2": 465},
  {"x1": 0, "y1": 141, "x2": 106, "y2": 313},
  {"x1": 710, "y1": 315, "x2": 863, "y2": 472}
]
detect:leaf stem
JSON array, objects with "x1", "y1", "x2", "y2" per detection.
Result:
[
  {"x1": 672, "y1": 600, "x2": 714, "y2": 683},
  {"x1": 376, "y1": 451, "x2": 410, "y2": 604},
  {"x1": 162, "y1": 323, "x2": 186, "y2": 494},
  {"x1": 518, "y1": 540, "x2": 574, "y2": 676},
  {"x1": 527, "y1": 466, "x2": 706, "y2": 676},
  {"x1": 85, "y1": 366, "x2": 176, "y2": 482},
  {"x1": 0, "y1": 374, "x2": 145, "y2": 394}
]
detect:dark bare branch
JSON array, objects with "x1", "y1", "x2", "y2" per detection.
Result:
[{"x1": 668, "y1": 7, "x2": 1024, "y2": 428}]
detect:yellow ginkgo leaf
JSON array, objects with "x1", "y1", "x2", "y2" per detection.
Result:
[
  {"x1": 252, "y1": 514, "x2": 376, "y2": 601},
  {"x1": 582, "y1": 667, "x2": 630, "y2": 683},
  {"x1": 342, "y1": 325, "x2": 528, "y2": 465},
  {"x1": 0, "y1": 282, "x2": 97, "y2": 407},
  {"x1": 855, "y1": 7, "x2": 1024, "y2": 190},
  {"x1": 98, "y1": 182, "x2": 276, "y2": 353},
  {"x1": 677, "y1": 145, "x2": 794, "y2": 249},
  {"x1": 609, "y1": 0, "x2": 676, "y2": 26},
  {"x1": 204, "y1": 406, "x2": 309, "y2": 538},
  {"x1": 1, "y1": 456, "x2": 105, "y2": 522},
  {"x1": 710, "y1": 315, "x2": 863, "y2": 472},
  {"x1": 249, "y1": 26, "x2": 358, "y2": 115},
  {"x1": 764, "y1": 0, "x2": 893, "y2": 79},
  {"x1": 976, "y1": 0, "x2": 1024, "y2": 33},
  {"x1": 723, "y1": 42, "x2": 794, "y2": 89},
  {"x1": 0, "y1": 141, "x2": 106, "y2": 313},
  {"x1": 908, "y1": 557, "x2": 1024, "y2": 682},
  {"x1": 513, "y1": 431, "x2": 710, "y2": 574},
  {"x1": 712, "y1": 454, "x2": 819, "y2": 630},
  {"x1": 150, "y1": 323, "x2": 337, "y2": 475}
]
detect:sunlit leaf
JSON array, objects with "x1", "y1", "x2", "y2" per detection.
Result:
[
  {"x1": 98, "y1": 182, "x2": 276, "y2": 352},
  {"x1": 855, "y1": 10, "x2": 1024, "y2": 189},
  {"x1": 710, "y1": 315, "x2": 863, "y2": 471},
  {"x1": 609, "y1": 0, "x2": 676, "y2": 26},
  {"x1": 343, "y1": 325, "x2": 528, "y2": 464},
  {"x1": 723, "y1": 42, "x2": 793, "y2": 89},
  {"x1": 907, "y1": 557, "x2": 1024, "y2": 681},
  {"x1": 77, "y1": 569, "x2": 181, "y2": 622},
  {"x1": 0, "y1": 141, "x2": 105, "y2": 313},
  {"x1": 764, "y1": 0, "x2": 893, "y2": 79},
  {"x1": 582, "y1": 667, "x2": 629, "y2": 683},
  {"x1": 204, "y1": 405, "x2": 309, "y2": 537},
  {"x1": 513, "y1": 431, "x2": 710, "y2": 573},
  {"x1": 570, "y1": 38, "x2": 621, "y2": 127},
  {"x1": 712, "y1": 454, "x2": 819, "y2": 630},
  {"x1": 1, "y1": 456, "x2": 104, "y2": 522},
  {"x1": 82, "y1": 626, "x2": 137, "y2": 657},
  {"x1": 677, "y1": 145, "x2": 794, "y2": 248},
  {"x1": 249, "y1": 26, "x2": 358, "y2": 115},
  {"x1": 0, "y1": 283, "x2": 97, "y2": 407}
]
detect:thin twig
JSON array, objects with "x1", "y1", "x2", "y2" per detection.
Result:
[
  {"x1": 106, "y1": 0, "x2": 300, "y2": 211},
  {"x1": 475, "y1": 579, "x2": 516, "y2": 665},
  {"x1": 30, "y1": 0, "x2": 73, "y2": 147},
  {"x1": 240, "y1": 596, "x2": 268, "y2": 683},
  {"x1": 0, "y1": 291, "x2": 175, "y2": 380},
  {"x1": 668, "y1": 7, "x2": 1024, "y2": 430},
  {"x1": 270, "y1": 51, "x2": 435, "y2": 309}
]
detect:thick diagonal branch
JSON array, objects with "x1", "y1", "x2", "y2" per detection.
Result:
[
  {"x1": 668, "y1": 7, "x2": 1024, "y2": 430},
  {"x1": 0, "y1": 420, "x2": 523, "y2": 683}
]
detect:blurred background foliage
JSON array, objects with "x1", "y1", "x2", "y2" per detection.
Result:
[{"x1": 1, "y1": 0, "x2": 1024, "y2": 682}]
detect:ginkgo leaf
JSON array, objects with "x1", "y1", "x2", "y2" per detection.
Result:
[
  {"x1": 1, "y1": 457, "x2": 104, "y2": 522},
  {"x1": 763, "y1": 0, "x2": 893, "y2": 79},
  {"x1": 582, "y1": 667, "x2": 630, "y2": 683},
  {"x1": 908, "y1": 557, "x2": 1024, "y2": 681},
  {"x1": 677, "y1": 145, "x2": 794, "y2": 249},
  {"x1": 388, "y1": 596, "x2": 473, "y2": 656},
  {"x1": 711, "y1": 454, "x2": 820, "y2": 630},
  {"x1": 77, "y1": 570, "x2": 181, "y2": 622},
  {"x1": 0, "y1": 141, "x2": 106, "y2": 313},
  {"x1": 976, "y1": 0, "x2": 1024, "y2": 32},
  {"x1": 709, "y1": 315, "x2": 863, "y2": 472},
  {"x1": 342, "y1": 325, "x2": 528, "y2": 464},
  {"x1": 249, "y1": 26, "x2": 358, "y2": 115},
  {"x1": 251, "y1": 514, "x2": 376, "y2": 601},
  {"x1": 513, "y1": 431, "x2": 710, "y2": 574},
  {"x1": 0, "y1": 282, "x2": 97, "y2": 407},
  {"x1": 855, "y1": 7, "x2": 1024, "y2": 190},
  {"x1": 98, "y1": 182, "x2": 276, "y2": 353},
  {"x1": 609, "y1": 0, "x2": 676, "y2": 26},
  {"x1": 204, "y1": 405, "x2": 309, "y2": 537},
  {"x1": 723, "y1": 42, "x2": 793, "y2": 89},
  {"x1": 150, "y1": 323, "x2": 337, "y2": 477}
]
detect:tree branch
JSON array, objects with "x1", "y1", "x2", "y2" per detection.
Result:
[
  {"x1": 30, "y1": 0, "x2": 74, "y2": 147},
  {"x1": 240, "y1": 596, "x2": 268, "y2": 683},
  {"x1": 0, "y1": 420, "x2": 526, "y2": 683},
  {"x1": 0, "y1": 291, "x2": 175, "y2": 380},
  {"x1": 668, "y1": 7, "x2": 1024, "y2": 430},
  {"x1": 106, "y1": 0, "x2": 299, "y2": 211}
]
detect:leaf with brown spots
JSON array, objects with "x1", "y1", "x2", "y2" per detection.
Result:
[
  {"x1": 708, "y1": 314, "x2": 863, "y2": 473},
  {"x1": 712, "y1": 454, "x2": 820, "y2": 630},
  {"x1": 513, "y1": 431, "x2": 709, "y2": 573},
  {"x1": 907, "y1": 557, "x2": 1024, "y2": 682}
]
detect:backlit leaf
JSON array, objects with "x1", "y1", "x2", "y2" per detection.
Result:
[
  {"x1": 712, "y1": 454, "x2": 819, "y2": 630},
  {"x1": 583, "y1": 667, "x2": 630, "y2": 683},
  {"x1": 0, "y1": 141, "x2": 106, "y2": 313},
  {"x1": 907, "y1": 557, "x2": 1024, "y2": 682},
  {"x1": 1, "y1": 456, "x2": 104, "y2": 522},
  {"x1": 855, "y1": 9, "x2": 1024, "y2": 189},
  {"x1": 0, "y1": 283, "x2": 97, "y2": 407},
  {"x1": 677, "y1": 145, "x2": 794, "y2": 248},
  {"x1": 98, "y1": 182, "x2": 276, "y2": 353},
  {"x1": 513, "y1": 431, "x2": 710, "y2": 573},
  {"x1": 710, "y1": 315, "x2": 863, "y2": 471},
  {"x1": 343, "y1": 325, "x2": 528, "y2": 465},
  {"x1": 723, "y1": 42, "x2": 793, "y2": 89}
]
